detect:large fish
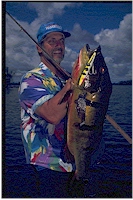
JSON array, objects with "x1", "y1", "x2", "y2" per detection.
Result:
[{"x1": 67, "y1": 44, "x2": 112, "y2": 181}]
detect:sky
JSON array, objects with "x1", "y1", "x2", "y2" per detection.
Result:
[{"x1": 5, "y1": 1, "x2": 132, "y2": 83}]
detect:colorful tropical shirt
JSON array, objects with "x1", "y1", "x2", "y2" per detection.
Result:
[{"x1": 18, "y1": 62, "x2": 75, "y2": 172}]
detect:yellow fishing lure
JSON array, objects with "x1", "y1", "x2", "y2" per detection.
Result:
[{"x1": 78, "y1": 51, "x2": 96, "y2": 86}]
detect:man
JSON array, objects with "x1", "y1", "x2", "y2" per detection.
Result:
[
  {"x1": 19, "y1": 21, "x2": 105, "y2": 198},
  {"x1": 19, "y1": 22, "x2": 84, "y2": 198}
]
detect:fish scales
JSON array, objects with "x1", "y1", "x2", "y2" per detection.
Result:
[{"x1": 67, "y1": 44, "x2": 112, "y2": 180}]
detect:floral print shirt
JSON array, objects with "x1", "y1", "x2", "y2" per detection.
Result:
[{"x1": 18, "y1": 62, "x2": 75, "y2": 172}]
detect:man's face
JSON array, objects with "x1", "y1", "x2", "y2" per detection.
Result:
[{"x1": 41, "y1": 32, "x2": 65, "y2": 64}]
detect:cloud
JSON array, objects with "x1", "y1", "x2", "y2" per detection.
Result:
[
  {"x1": 61, "y1": 46, "x2": 79, "y2": 73},
  {"x1": 66, "y1": 23, "x2": 99, "y2": 50},
  {"x1": 27, "y1": 2, "x2": 82, "y2": 33},
  {"x1": 5, "y1": 2, "x2": 132, "y2": 84},
  {"x1": 94, "y1": 13, "x2": 132, "y2": 82},
  {"x1": 62, "y1": 23, "x2": 100, "y2": 73},
  {"x1": 6, "y1": 13, "x2": 40, "y2": 72},
  {"x1": 6, "y1": 3, "x2": 82, "y2": 78}
]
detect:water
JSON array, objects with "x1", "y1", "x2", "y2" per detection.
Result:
[{"x1": 4, "y1": 85, "x2": 132, "y2": 197}]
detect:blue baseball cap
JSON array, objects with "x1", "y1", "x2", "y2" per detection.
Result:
[{"x1": 37, "y1": 22, "x2": 71, "y2": 43}]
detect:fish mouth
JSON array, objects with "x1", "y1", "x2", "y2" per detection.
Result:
[{"x1": 86, "y1": 44, "x2": 90, "y2": 51}]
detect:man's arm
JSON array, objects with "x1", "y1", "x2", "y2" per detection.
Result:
[{"x1": 35, "y1": 78, "x2": 73, "y2": 125}]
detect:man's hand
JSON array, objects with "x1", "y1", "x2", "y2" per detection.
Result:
[
  {"x1": 35, "y1": 78, "x2": 74, "y2": 125},
  {"x1": 60, "y1": 78, "x2": 74, "y2": 103}
]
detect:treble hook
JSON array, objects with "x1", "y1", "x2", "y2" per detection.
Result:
[{"x1": 88, "y1": 65, "x2": 97, "y2": 75}]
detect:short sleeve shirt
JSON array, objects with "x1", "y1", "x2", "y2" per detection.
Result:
[{"x1": 18, "y1": 62, "x2": 75, "y2": 172}]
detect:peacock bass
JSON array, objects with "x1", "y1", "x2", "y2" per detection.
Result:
[{"x1": 67, "y1": 44, "x2": 112, "y2": 181}]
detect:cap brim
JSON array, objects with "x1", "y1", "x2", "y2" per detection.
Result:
[{"x1": 63, "y1": 31, "x2": 71, "y2": 38}]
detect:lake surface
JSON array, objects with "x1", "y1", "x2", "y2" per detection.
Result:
[{"x1": 4, "y1": 85, "x2": 132, "y2": 198}]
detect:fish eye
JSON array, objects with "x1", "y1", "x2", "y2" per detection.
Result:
[{"x1": 99, "y1": 67, "x2": 105, "y2": 74}]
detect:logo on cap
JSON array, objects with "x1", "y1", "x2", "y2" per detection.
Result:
[{"x1": 45, "y1": 24, "x2": 62, "y2": 30}]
